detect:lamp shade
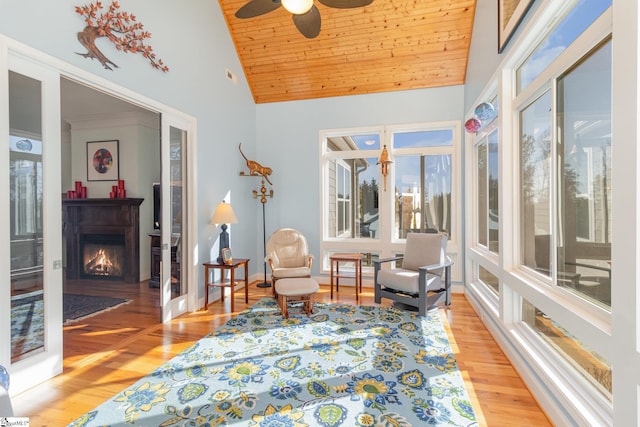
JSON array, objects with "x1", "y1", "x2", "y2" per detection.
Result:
[
  {"x1": 211, "y1": 201, "x2": 238, "y2": 225},
  {"x1": 281, "y1": 0, "x2": 313, "y2": 14}
]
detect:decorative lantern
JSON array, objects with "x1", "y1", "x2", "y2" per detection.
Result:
[
  {"x1": 377, "y1": 145, "x2": 393, "y2": 191},
  {"x1": 465, "y1": 117, "x2": 482, "y2": 133}
]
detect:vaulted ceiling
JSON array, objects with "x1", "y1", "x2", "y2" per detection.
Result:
[{"x1": 219, "y1": 0, "x2": 477, "y2": 104}]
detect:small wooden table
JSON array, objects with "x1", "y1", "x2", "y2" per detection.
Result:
[
  {"x1": 330, "y1": 253, "x2": 363, "y2": 301},
  {"x1": 203, "y1": 258, "x2": 249, "y2": 312}
]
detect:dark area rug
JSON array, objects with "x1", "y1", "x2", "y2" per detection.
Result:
[{"x1": 64, "y1": 293, "x2": 132, "y2": 324}]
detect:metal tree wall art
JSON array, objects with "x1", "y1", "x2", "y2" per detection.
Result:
[{"x1": 75, "y1": 1, "x2": 169, "y2": 72}]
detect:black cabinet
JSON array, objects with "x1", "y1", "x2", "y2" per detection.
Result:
[{"x1": 148, "y1": 233, "x2": 180, "y2": 288}]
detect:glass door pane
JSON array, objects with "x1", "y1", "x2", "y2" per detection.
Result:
[
  {"x1": 10, "y1": 73, "x2": 44, "y2": 362},
  {"x1": 160, "y1": 115, "x2": 189, "y2": 322},
  {"x1": 170, "y1": 126, "x2": 185, "y2": 299},
  {"x1": 4, "y1": 58, "x2": 63, "y2": 395}
]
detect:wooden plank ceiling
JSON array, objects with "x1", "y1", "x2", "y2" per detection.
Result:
[{"x1": 218, "y1": 0, "x2": 477, "y2": 104}]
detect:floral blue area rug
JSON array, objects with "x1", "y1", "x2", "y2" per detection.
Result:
[{"x1": 69, "y1": 299, "x2": 478, "y2": 427}]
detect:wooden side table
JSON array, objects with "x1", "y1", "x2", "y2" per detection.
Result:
[
  {"x1": 203, "y1": 258, "x2": 249, "y2": 312},
  {"x1": 330, "y1": 253, "x2": 363, "y2": 301}
]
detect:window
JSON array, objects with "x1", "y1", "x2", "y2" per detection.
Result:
[
  {"x1": 518, "y1": 39, "x2": 612, "y2": 310},
  {"x1": 520, "y1": 91, "x2": 552, "y2": 276},
  {"x1": 393, "y1": 130, "x2": 454, "y2": 239},
  {"x1": 336, "y1": 160, "x2": 352, "y2": 237},
  {"x1": 477, "y1": 129, "x2": 499, "y2": 253},
  {"x1": 322, "y1": 124, "x2": 458, "y2": 274},
  {"x1": 522, "y1": 298, "x2": 611, "y2": 397},
  {"x1": 466, "y1": 0, "x2": 614, "y2": 420},
  {"x1": 517, "y1": 0, "x2": 611, "y2": 93},
  {"x1": 479, "y1": 265, "x2": 499, "y2": 294},
  {"x1": 556, "y1": 39, "x2": 612, "y2": 308},
  {"x1": 326, "y1": 134, "x2": 380, "y2": 239}
]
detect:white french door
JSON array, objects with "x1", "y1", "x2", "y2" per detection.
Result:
[
  {"x1": 160, "y1": 114, "x2": 192, "y2": 321},
  {"x1": 0, "y1": 39, "x2": 197, "y2": 396},
  {"x1": 1, "y1": 53, "x2": 63, "y2": 394}
]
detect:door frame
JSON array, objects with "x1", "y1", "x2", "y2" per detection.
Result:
[{"x1": 0, "y1": 35, "x2": 198, "y2": 394}]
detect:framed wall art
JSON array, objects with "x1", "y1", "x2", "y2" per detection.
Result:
[
  {"x1": 221, "y1": 248, "x2": 233, "y2": 265},
  {"x1": 498, "y1": 0, "x2": 534, "y2": 53},
  {"x1": 87, "y1": 140, "x2": 119, "y2": 181}
]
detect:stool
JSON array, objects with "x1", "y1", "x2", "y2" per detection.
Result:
[{"x1": 275, "y1": 278, "x2": 319, "y2": 319}]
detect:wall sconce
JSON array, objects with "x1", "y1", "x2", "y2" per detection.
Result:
[
  {"x1": 377, "y1": 144, "x2": 393, "y2": 191},
  {"x1": 211, "y1": 201, "x2": 238, "y2": 264}
]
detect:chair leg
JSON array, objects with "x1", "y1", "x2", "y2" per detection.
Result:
[
  {"x1": 272, "y1": 277, "x2": 278, "y2": 298},
  {"x1": 303, "y1": 296, "x2": 311, "y2": 317},
  {"x1": 374, "y1": 283, "x2": 382, "y2": 304},
  {"x1": 445, "y1": 266, "x2": 452, "y2": 306},
  {"x1": 374, "y1": 266, "x2": 382, "y2": 304},
  {"x1": 418, "y1": 305, "x2": 426, "y2": 316},
  {"x1": 308, "y1": 296, "x2": 314, "y2": 315},
  {"x1": 279, "y1": 294, "x2": 289, "y2": 319}
]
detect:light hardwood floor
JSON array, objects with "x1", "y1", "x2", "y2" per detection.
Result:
[{"x1": 12, "y1": 280, "x2": 552, "y2": 426}]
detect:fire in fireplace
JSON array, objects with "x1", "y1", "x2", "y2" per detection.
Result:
[
  {"x1": 63, "y1": 198, "x2": 143, "y2": 283},
  {"x1": 81, "y1": 235, "x2": 125, "y2": 280}
]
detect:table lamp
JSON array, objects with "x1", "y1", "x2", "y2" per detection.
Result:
[{"x1": 211, "y1": 201, "x2": 238, "y2": 263}]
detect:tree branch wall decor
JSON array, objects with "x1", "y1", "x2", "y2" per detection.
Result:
[{"x1": 75, "y1": 1, "x2": 169, "y2": 72}]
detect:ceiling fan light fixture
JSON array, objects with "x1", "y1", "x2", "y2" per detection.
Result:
[{"x1": 281, "y1": 0, "x2": 313, "y2": 15}]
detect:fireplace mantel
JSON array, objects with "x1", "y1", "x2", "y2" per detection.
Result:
[{"x1": 63, "y1": 198, "x2": 143, "y2": 283}]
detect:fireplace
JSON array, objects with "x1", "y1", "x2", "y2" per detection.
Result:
[
  {"x1": 81, "y1": 234, "x2": 125, "y2": 280},
  {"x1": 63, "y1": 198, "x2": 143, "y2": 283}
]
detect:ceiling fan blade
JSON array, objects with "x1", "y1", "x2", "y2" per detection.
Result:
[
  {"x1": 292, "y1": 5, "x2": 321, "y2": 38},
  {"x1": 318, "y1": 0, "x2": 373, "y2": 9},
  {"x1": 235, "y1": 0, "x2": 281, "y2": 19}
]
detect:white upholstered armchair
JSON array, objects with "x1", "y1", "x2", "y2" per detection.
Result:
[
  {"x1": 266, "y1": 228, "x2": 313, "y2": 289},
  {"x1": 374, "y1": 232, "x2": 452, "y2": 316}
]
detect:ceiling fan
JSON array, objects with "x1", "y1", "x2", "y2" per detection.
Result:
[{"x1": 235, "y1": 0, "x2": 374, "y2": 39}]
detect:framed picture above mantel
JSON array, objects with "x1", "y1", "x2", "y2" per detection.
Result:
[
  {"x1": 498, "y1": 0, "x2": 534, "y2": 53},
  {"x1": 87, "y1": 139, "x2": 119, "y2": 181}
]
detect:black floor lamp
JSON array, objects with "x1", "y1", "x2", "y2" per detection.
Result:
[{"x1": 254, "y1": 178, "x2": 273, "y2": 288}]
